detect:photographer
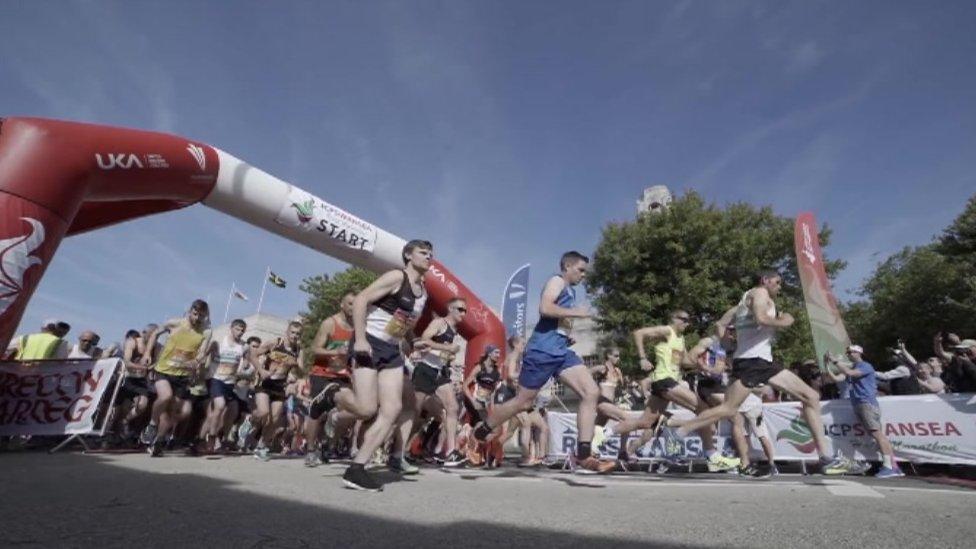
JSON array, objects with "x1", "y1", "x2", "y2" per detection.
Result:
[
  {"x1": 894, "y1": 344, "x2": 945, "y2": 394},
  {"x1": 876, "y1": 341, "x2": 921, "y2": 396},
  {"x1": 934, "y1": 333, "x2": 976, "y2": 393}
]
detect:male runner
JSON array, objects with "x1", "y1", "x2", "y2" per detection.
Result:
[
  {"x1": 603, "y1": 310, "x2": 738, "y2": 471},
  {"x1": 412, "y1": 297, "x2": 467, "y2": 467},
  {"x1": 140, "y1": 300, "x2": 212, "y2": 457},
  {"x1": 304, "y1": 293, "x2": 355, "y2": 467},
  {"x1": 200, "y1": 318, "x2": 249, "y2": 453},
  {"x1": 117, "y1": 328, "x2": 152, "y2": 444},
  {"x1": 673, "y1": 270, "x2": 850, "y2": 473},
  {"x1": 473, "y1": 251, "x2": 614, "y2": 474},
  {"x1": 319, "y1": 239, "x2": 432, "y2": 491},
  {"x1": 252, "y1": 320, "x2": 306, "y2": 461}
]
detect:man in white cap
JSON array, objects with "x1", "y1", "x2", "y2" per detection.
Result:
[{"x1": 825, "y1": 344, "x2": 904, "y2": 478}]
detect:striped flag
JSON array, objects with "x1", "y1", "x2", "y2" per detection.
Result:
[{"x1": 268, "y1": 271, "x2": 287, "y2": 288}]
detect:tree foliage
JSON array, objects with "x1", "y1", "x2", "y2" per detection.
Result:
[
  {"x1": 847, "y1": 193, "x2": 976, "y2": 360},
  {"x1": 299, "y1": 267, "x2": 377, "y2": 351},
  {"x1": 586, "y1": 191, "x2": 843, "y2": 374}
]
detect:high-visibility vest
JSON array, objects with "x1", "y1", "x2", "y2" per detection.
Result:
[{"x1": 15, "y1": 333, "x2": 62, "y2": 361}]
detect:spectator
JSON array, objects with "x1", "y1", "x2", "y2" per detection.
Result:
[
  {"x1": 876, "y1": 342, "x2": 921, "y2": 395},
  {"x1": 5, "y1": 319, "x2": 71, "y2": 360},
  {"x1": 934, "y1": 334, "x2": 976, "y2": 393},
  {"x1": 68, "y1": 331, "x2": 100, "y2": 359},
  {"x1": 894, "y1": 344, "x2": 945, "y2": 394},
  {"x1": 825, "y1": 345, "x2": 904, "y2": 478}
]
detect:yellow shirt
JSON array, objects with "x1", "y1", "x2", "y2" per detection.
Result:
[
  {"x1": 155, "y1": 321, "x2": 206, "y2": 376},
  {"x1": 650, "y1": 326, "x2": 685, "y2": 383}
]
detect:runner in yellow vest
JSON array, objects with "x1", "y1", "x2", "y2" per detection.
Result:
[
  {"x1": 602, "y1": 309, "x2": 738, "y2": 472},
  {"x1": 139, "y1": 299, "x2": 212, "y2": 457}
]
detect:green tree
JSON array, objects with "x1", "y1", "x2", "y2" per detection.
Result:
[
  {"x1": 846, "y1": 245, "x2": 976, "y2": 361},
  {"x1": 299, "y1": 267, "x2": 377, "y2": 352},
  {"x1": 586, "y1": 191, "x2": 844, "y2": 374},
  {"x1": 846, "y1": 193, "x2": 976, "y2": 361}
]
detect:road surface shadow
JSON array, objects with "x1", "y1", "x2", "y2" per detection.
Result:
[{"x1": 0, "y1": 452, "x2": 708, "y2": 548}]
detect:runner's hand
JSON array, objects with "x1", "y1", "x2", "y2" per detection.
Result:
[{"x1": 140, "y1": 355, "x2": 152, "y2": 367}]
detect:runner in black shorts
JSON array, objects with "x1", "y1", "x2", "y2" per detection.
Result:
[
  {"x1": 252, "y1": 321, "x2": 305, "y2": 461},
  {"x1": 674, "y1": 270, "x2": 850, "y2": 474},
  {"x1": 411, "y1": 297, "x2": 467, "y2": 467},
  {"x1": 304, "y1": 293, "x2": 355, "y2": 468},
  {"x1": 319, "y1": 239, "x2": 432, "y2": 492}
]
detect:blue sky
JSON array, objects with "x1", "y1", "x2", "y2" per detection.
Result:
[{"x1": 3, "y1": 1, "x2": 974, "y2": 346}]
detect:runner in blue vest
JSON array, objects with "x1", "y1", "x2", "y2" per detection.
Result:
[{"x1": 474, "y1": 251, "x2": 614, "y2": 474}]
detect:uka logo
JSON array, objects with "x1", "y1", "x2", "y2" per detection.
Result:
[{"x1": 95, "y1": 153, "x2": 144, "y2": 170}]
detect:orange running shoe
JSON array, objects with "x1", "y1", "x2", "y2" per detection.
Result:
[{"x1": 573, "y1": 454, "x2": 616, "y2": 475}]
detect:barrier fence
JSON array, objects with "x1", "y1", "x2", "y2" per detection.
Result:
[
  {"x1": 0, "y1": 358, "x2": 123, "y2": 440},
  {"x1": 546, "y1": 393, "x2": 976, "y2": 465}
]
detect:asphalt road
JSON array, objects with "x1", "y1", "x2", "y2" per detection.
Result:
[{"x1": 2, "y1": 451, "x2": 974, "y2": 548}]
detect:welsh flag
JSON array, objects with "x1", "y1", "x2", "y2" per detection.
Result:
[{"x1": 268, "y1": 271, "x2": 287, "y2": 289}]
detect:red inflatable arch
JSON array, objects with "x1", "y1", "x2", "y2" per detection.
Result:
[{"x1": 0, "y1": 117, "x2": 504, "y2": 368}]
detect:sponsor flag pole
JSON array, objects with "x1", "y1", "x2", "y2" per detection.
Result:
[
  {"x1": 256, "y1": 266, "x2": 270, "y2": 315},
  {"x1": 795, "y1": 213, "x2": 851, "y2": 372},
  {"x1": 223, "y1": 282, "x2": 235, "y2": 324}
]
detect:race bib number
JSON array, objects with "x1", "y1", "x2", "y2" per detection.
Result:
[{"x1": 384, "y1": 309, "x2": 417, "y2": 338}]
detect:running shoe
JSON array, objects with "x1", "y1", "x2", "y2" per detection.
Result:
[
  {"x1": 738, "y1": 463, "x2": 771, "y2": 478},
  {"x1": 253, "y1": 446, "x2": 271, "y2": 462},
  {"x1": 442, "y1": 450, "x2": 468, "y2": 467},
  {"x1": 148, "y1": 440, "x2": 164, "y2": 458},
  {"x1": 875, "y1": 466, "x2": 905, "y2": 479},
  {"x1": 821, "y1": 455, "x2": 853, "y2": 475},
  {"x1": 571, "y1": 454, "x2": 616, "y2": 475},
  {"x1": 848, "y1": 460, "x2": 872, "y2": 475},
  {"x1": 769, "y1": 464, "x2": 781, "y2": 477},
  {"x1": 388, "y1": 455, "x2": 419, "y2": 475},
  {"x1": 305, "y1": 452, "x2": 323, "y2": 468},
  {"x1": 343, "y1": 465, "x2": 383, "y2": 492},
  {"x1": 140, "y1": 424, "x2": 158, "y2": 446},
  {"x1": 707, "y1": 453, "x2": 740, "y2": 473},
  {"x1": 237, "y1": 418, "x2": 253, "y2": 450}
]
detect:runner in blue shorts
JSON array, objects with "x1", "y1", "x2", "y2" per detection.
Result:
[{"x1": 474, "y1": 251, "x2": 615, "y2": 474}]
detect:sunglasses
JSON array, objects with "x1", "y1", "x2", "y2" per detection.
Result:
[
  {"x1": 454, "y1": 307, "x2": 468, "y2": 313},
  {"x1": 80, "y1": 339, "x2": 94, "y2": 344},
  {"x1": 675, "y1": 316, "x2": 691, "y2": 322}
]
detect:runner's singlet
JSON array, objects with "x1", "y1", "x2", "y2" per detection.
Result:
[
  {"x1": 650, "y1": 326, "x2": 686, "y2": 383},
  {"x1": 267, "y1": 339, "x2": 300, "y2": 379},
  {"x1": 421, "y1": 324, "x2": 457, "y2": 369},
  {"x1": 527, "y1": 276, "x2": 576, "y2": 357},
  {"x1": 733, "y1": 290, "x2": 776, "y2": 361},
  {"x1": 365, "y1": 271, "x2": 427, "y2": 343},
  {"x1": 213, "y1": 335, "x2": 246, "y2": 382},
  {"x1": 155, "y1": 320, "x2": 206, "y2": 376},
  {"x1": 311, "y1": 316, "x2": 353, "y2": 378}
]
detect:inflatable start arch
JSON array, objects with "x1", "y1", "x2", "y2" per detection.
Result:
[{"x1": 0, "y1": 117, "x2": 504, "y2": 366}]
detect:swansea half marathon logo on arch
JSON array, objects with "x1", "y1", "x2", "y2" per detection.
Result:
[
  {"x1": 776, "y1": 408, "x2": 818, "y2": 453},
  {"x1": 0, "y1": 218, "x2": 46, "y2": 318},
  {"x1": 274, "y1": 188, "x2": 378, "y2": 252}
]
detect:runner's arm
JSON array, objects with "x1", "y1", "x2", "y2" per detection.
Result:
[
  {"x1": 419, "y1": 318, "x2": 458, "y2": 352},
  {"x1": 633, "y1": 325, "x2": 670, "y2": 369},
  {"x1": 462, "y1": 365, "x2": 481, "y2": 400},
  {"x1": 680, "y1": 336, "x2": 715, "y2": 369},
  {"x1": 713, "y1": 306, "x2": 738, "y2": 339},
  {"x1": 538, "y1": 277, "x2": 588, "y2": 319},
  {"x1": 750, "y1": 289, "x2": 793, "y2": 328},
  {"x1": 122, "y1": 338, "x2": 149, "y2": 372},
  {"x1": 140, "y1": 319, "x2": 179, "y2": 365}
]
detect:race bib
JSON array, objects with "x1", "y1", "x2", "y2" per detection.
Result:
[{"x1": 384, "y1": 309, "x2": 417, "y2": 338}]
